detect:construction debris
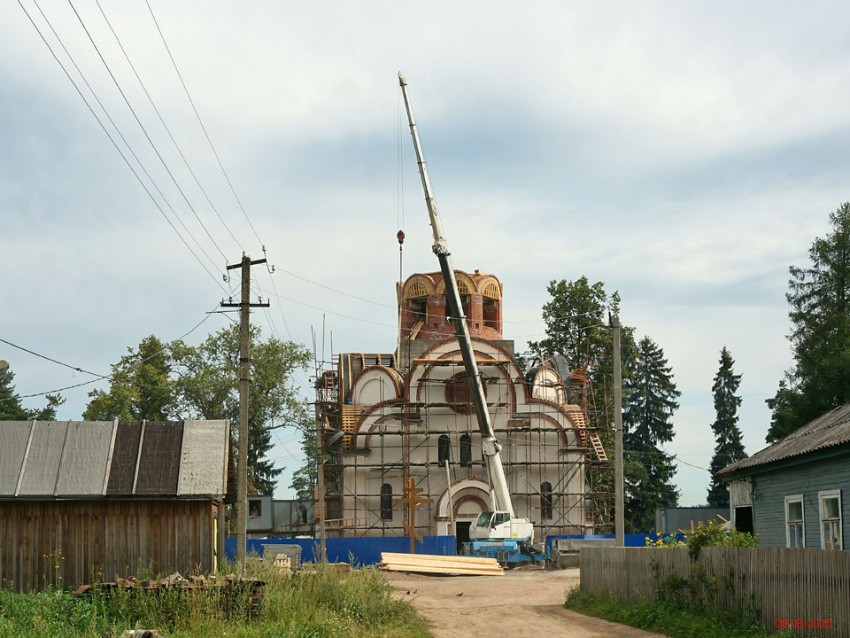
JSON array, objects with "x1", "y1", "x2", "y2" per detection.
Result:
[{"x1": 378, "y1": 552, "x2": 504, "y2": 576}]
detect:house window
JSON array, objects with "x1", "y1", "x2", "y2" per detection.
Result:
[
  {"x1": 819, "y1": 490, "x2": 843, "y2": 550},
  {"x1": 438, "y1": 434, "x2": 451, "y2": 466},
  {"x1": 459, "y1": 434, "x2": 472, "y2": 467},
  {"x1": 249, "y1": 498, "x2": 262, "y2": 518},
  {"x1": 785, "y1": 495, "x2": 804, "y2": 548},
  {"x1": 541, "y1": 482, "x2": 553, "y2": 520},
  {"x1": 380, "y1": 484, "x2": 393, "y2": 521}
]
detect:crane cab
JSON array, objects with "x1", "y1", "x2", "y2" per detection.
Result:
[{"x1": 469, "y1": 510, "x2": 534, "y2": 542}]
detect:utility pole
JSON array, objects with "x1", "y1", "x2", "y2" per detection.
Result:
[
  {"x1": 611, "y1": 315, "x2": 625, "y2": 546},
  {"x1": 222, "y1": 255, "x2": 269, "y2": 575}
]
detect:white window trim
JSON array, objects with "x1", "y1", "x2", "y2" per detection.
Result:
[
  {"x1": 784, "y1": 494, "x2": 805, "y2": 548},
  {"x1": 818, "y1": 489, "x2": 843, "y2": 550}
]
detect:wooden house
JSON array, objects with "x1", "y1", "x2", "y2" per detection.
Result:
[
  {"x1": 717, "y1": 403, "x2": 850, "y2": 549},
  {"x1": 0, "y1": 419, "x2": 229, "y2": 591}
]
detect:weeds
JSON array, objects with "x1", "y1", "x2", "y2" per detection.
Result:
[
  {"x1": 0, "y1": 560, "x2": 430, "y2": 638},
  {"x1": 565, "y1": 589, "x2": 779, "y2": 638}
]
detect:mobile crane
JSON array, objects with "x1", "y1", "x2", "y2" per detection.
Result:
[{"x1": 399, "y1": 73, "x2": 548, "y2": 566}]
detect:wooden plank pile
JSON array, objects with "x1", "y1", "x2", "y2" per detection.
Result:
[{"x1": 378, "y1": 552, "x2": 504, "y2": 576}]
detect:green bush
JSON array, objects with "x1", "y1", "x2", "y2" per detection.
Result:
[{"x1": 646, "y1": 519, "x2": 757, "y2": 559}]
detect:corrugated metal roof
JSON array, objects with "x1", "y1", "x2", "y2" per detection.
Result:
[
  {"x1": 0, "y1": 420, "x2": 229, "y2": 499},
  {"x1": 717, "y1": 402, "x2": 850, "y2": 478}
]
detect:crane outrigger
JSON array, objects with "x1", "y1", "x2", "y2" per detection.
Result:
[{"x1": 399, "y1": 73, "x2": 547, "y2": 565}]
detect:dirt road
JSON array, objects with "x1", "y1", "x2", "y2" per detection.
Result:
[{"x1": 383, "y1": 567, "x2": 664, "y2": 638}]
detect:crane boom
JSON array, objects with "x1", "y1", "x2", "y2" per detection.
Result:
[{"x1": 398, "y1": 72, "x2": 514, "y2": 516}]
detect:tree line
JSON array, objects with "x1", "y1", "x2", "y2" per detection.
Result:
[
  {"x1": 4, "y1": 203, "x2": 846, "y2": 529},
  {"x1": 1, "y1": 325, "x2": 311, "y2": 497}
]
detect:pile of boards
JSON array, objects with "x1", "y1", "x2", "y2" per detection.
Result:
[{"x1": 378, "y1": 552, "x2": 504, "y2": 576}]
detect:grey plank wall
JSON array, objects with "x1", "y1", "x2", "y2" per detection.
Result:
[{"x1": 0, "y1": 500, "x2": 219, "y2": 592}]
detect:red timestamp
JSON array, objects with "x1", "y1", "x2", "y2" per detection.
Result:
[{"x1": 774, "y1": 617, "x2": 832, "y2": 629}]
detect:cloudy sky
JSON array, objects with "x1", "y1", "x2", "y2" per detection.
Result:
[{"x1": 2, "y1": 1, "x2": 848, "y2": 506}]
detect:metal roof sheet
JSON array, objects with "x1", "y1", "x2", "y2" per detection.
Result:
[
  {"x1": 18, "y1": 421, "x2": 67, "y2": 496},
  {"x1": 0, "y1": 420, "x2": 229, "y2": 499},
  {"x1": 178, "y1": 420, "x2": 231, "y2": 497},
  {"x1": 0, "y1": 421, "x2": 31, "y2": 496},
  {"x1": 717, "y1": 402, "x2": 850, "y2": 478},
  {"x1": 54, "y1": 421, "x2": 115, "y2": 496}
]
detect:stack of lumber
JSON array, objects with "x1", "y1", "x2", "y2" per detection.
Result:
[{"x1": 378, "y1": 552, "x2": 504, "y2": 576}]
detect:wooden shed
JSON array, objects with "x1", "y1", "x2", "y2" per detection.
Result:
[{"x1": 0, "y1": 419, "x2": 229, "y2": 591}]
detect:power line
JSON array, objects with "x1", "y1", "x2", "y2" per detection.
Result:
[
  {"x1": 259, "y1": 287, "x2": 397, "y2": 330},
  {"x1": 67, "y1": 0, "x2": 231, "y2": 266},
  {"x1": 0, "y1": 338, "x2": 101, "y2": 377},
  {"x1": 276, "y1": 267, "x2": 394, "y2": 309},
  {"x1": 144, "y1": 0, "x2": 263, "y2": 250},
  {"x1": 94, "y1": 0, "x2": 244, "y2": 256},
  {"x1": 1, "y1": 307, "x2": 220, "y2": 402},
  {"x1": 19, "y1": 0, "x2": 228, "y2": 293}
]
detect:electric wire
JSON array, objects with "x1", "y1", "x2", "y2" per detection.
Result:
[
  {"x1": 31, "y1": 0, "x2": 226, "y2": 284},
  {"x1": 144, "y1": 0, "x2": 263, "y2": 250},
  {"x1": 19, "y1": 0, "x2": 228, "y2": 293},
  {"x1": 0, "y1": 338, "x2": 101, "y2": 377},
  {"x1": 258, "y1": 287, "x2": 397, "y2": 329},
  {"x1": 1, "y1": 307, "x2": 220, "y2": 401},
  {"x1": 94, "y1": 0, "x2": 244, "y2": 255},
  {"x1": 67, "y1": 0, "x2": 230, "y2": 266},
  {"x1": 143, "y1": 2, "x2": 301, "y2": 334},
  {"x1": 277, "y1": 268, "x2": 394, "y2": 309}
]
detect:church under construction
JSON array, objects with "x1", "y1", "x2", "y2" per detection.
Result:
[{"x1": 315, "y1": 268, "x2": 610, "y2": 544}]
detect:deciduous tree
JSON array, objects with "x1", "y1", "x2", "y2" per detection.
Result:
[
  {"x1": 171, "y1": 325, "x2": 311, "y2": 495},
  {"x1": 84, "y1": 326, "x2": 311, "y2": 495},
  {"x1": 83, "y1": 335, "x2": 174, "y2": 421}
]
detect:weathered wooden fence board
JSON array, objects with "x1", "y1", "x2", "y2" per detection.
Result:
[{"x1": 580, "y1": 547, "x2": 850, "y2": 638}]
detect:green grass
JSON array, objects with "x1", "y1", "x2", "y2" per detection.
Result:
[
  {"x1": 0, "y1": 561, "x2": 431, "y2": 638},
  {"x1": 565, "y1": 589, "x2": 791, "y2": 638}
]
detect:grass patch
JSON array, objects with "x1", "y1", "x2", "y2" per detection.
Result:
[
  {"x1": 565, "y1": 589, "x2": 789, "y2": 638},
  {"x1": 0, "y1": 561, "x2": 431, "y2": 637}
]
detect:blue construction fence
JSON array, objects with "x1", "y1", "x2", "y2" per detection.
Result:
[
  {"x1": 226, "y1": 533, "x2": 681, "y2": 567},
  {"x1": 225, "y1": 535, "x2": 456, "y2": 567}
]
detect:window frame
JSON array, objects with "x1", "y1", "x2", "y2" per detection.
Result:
[
  {"x1": 818, "y1": 489, "x2": 843, "y2": 550},
  {"x1": 459, "y1": 433, "x2": 472, "y2": 467},
  {"x1": 784, "y1": 494, "x2": 805, "y2": 548},
  {"x1": 540, "y1": 482, "x2": 553, "y2": 520},
  {"x1": 437, "y1": 434, "x2": 451, "y2": 466},
  {"x1": 380, "y1": 483, "x2": 394, "y2": 521}
]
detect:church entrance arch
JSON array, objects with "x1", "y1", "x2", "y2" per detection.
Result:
[{"x1": 435, "y1": 478, "x2": 492, "y2": 539}]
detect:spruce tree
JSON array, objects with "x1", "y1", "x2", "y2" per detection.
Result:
[
  {"x1": 0, "y1": 368, "x2": 64, "y2": 420},
  {"x1": 767, "y1": 202, "x2": 850, "y2": 442},
  {"x1": 623, "y1": 336, "x2": 680, "y2": 532},
  {"x1": 707, "y1": 347, "x2": 746, "y2": 507}
]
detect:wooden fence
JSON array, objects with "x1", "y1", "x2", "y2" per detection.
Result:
[{"x1": 580, "y1": 547, "x2": 850, "y2": 638}]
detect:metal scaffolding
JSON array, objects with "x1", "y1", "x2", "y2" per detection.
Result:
[{"x1": 314, "y1": 350, "x2": 614, "y2": 539}]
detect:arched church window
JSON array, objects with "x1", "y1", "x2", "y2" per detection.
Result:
[
  {"x1": 380, "y1": 483, "x2": 393, "y2": 521},
  {"x1": 460, "y1": 434, "x2": 472, "y2": 467},
  {"x1": 541, "y1": 482, "x2": 553, "y2": 520},
  {"x1": 438, "y1": 434, "x2": 451, "y2": 465}
]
